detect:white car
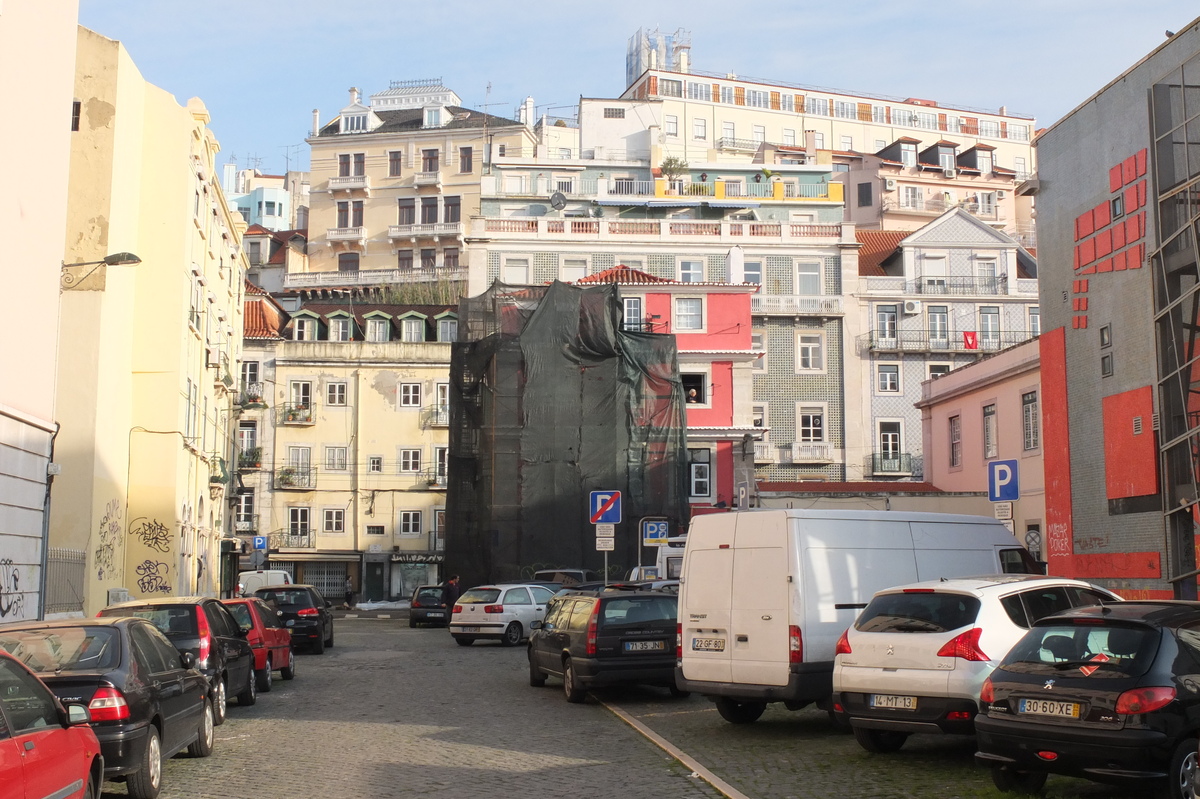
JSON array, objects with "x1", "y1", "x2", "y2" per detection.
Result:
[
  {"x1": 450, "y1": 583, "x2": 556, "y2": 646},
  {"x1": 832, "y1": 575, "x2": 1121, "y2": 753}
]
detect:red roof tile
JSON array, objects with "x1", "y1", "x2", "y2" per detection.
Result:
[
  {"x1": 243, "y1": 300, "x2": 284, "y2": 339},
  {"x1": 245, "y1": 280, "x2": 268, "y2": 295},
  {"x1": 576, "y1": 265, "x2": 673, "y2": 285},
  {"x1": 856, "y1": 230, "x2": 908, "y2": 276}
]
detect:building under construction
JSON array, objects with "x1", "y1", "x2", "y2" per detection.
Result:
[{"x1": 444, "y1": 281, "x2": 690, "y2": 586}]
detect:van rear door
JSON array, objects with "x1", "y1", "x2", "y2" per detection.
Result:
[
  {"x1": 729, "y1": 512, "x2": 790, "y2": 686},
  {"x1": 679, "y1": 519, "x2": 735, "y2": 684}
]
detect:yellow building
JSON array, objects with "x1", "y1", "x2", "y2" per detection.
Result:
[{"x1": 52, "y1": 26, "x2": 248, "y2": 614}]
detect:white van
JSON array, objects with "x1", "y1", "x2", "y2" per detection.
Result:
[
  {"x1": 628, "y1": 536, "x2": 688, "y2": 581},
  {"x1": 237, "y1": 569, "x2": 292, "y2": 596},
  {"x1": 675, "y1": 509, "x2": 1041, "y2": 724}
]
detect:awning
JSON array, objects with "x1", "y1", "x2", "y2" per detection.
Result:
[
  {"x1": 268, "y1": 552, "x2": 360, "y2": 562},
  {"x1": 646, "y1": 199, "x2": 704, "y2": 207},
  {"x1": 596, "y1": 198, "x2": 650, "y2": 206},
  {"x1": 707, "y1": 200, "x2": 761, "y2": 208}
]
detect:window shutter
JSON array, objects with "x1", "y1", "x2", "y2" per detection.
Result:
[
  {"x1": 712, "y1": 83, "x2": 721, "y2": 102},
  {"x1": 937, "y1": 113, "x2": 948, "y2": 131},
  {"x1": 648, "y1": 76, "x2": 658, "y2": 95},
  {"x1": 1000, "y1": 121, "x2": 1008, "y2": 138},
  {"x1": 962, "y1": 117, "x2": 979, "y2": 135},
  {"x1": 795, "y1": 94, "x2": 804, "y2": 112},
  {"x1": 857, "y1": 103, "x2": 871, "y2": 121},
  {"x1": 734, "y1": 87, "x2": 746, "y2": 106},
  {"x1": 770, "y1": 91, "x2": 781, "y2": 110}
]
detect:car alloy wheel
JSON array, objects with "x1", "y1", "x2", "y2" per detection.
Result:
[
  {"x1": 502, "y1": 621, "x2": 522, "y2": 647},
  {"x1": 1169, "y1": 737, "x2": 1198, "y2": 799},
  {"x1": 212, "y1": 677, "x2": 227, "y2": 726},
  {"x1": 563, "y1": 657, "x2": 586, "y2": 703},
  {"x1": 281, "y1": 648, "x2": 296, "y2": 680},
  {"x1": 126, "y1": 726, "x2": 161, "y2": 799}
]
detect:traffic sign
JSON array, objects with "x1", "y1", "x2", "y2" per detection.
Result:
[
  {"x1": 993, "y1": 502, "x2": 1013, "y2": 521},
  {"x1": 596, "y1": 537, "x2": 615, "y2": 551},
  {"x1": 589, "y1": 490, "x2": 622, "y2": 524},
  {"x1": 596, "y1": 523, "x2": 615, "y2": 537},
  {"x1": 988, "y1": 460, "x2": 1020, "y2": 502},
  {"x1": 736, "y1": 481, "x2": 750, "y2": 510},
  {"x1": 253, "y1": 536, "x2": 268, "y2": 550},
  {"x1": 642, "y1": 519, "x2": 669, "y2": 546}
]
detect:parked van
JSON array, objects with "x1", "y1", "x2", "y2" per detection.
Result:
[
  {"x1": 674, "y1": 509, "x2": 1041, "y2": 724},
  {"x1": 236, "y1": 569, "x2": 291, "y2": 596},
  {"x1": 627, "y1": 536, "x2": 688, "y2": 581}
]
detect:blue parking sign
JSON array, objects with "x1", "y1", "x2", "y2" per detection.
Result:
[
  {"x1": 642, "y1": 519, "x2": 669, "y2": 545},
  {"x1": 589, "y1": 491, "x2": 622, "y2": 524},
  {"x1": 988, "y1": 460, "x2": 1020, "y2": 502},
  {"x1": 253, "y1": 536, "x2": 268, "y2": 550}
]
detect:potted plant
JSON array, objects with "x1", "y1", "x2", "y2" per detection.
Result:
[
  {"x1": 277, "y1": 466, "x2": 297, "y2": 487},
  {"x1": 239, "y1": 447, "x2": 262, "y2": 469},
  {"x1": 659, "y1": 156, "x2": 688, "y2": 194}
]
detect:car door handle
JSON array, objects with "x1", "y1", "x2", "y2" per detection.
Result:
[{"x1": 24, "y1": 740, "x2": 35, "y2": 751}]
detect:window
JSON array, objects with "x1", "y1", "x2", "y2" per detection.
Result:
[
  {"x1": 603, "y1": 107, "x2": 625, "y2": 118},
  {"x1": 979, "y1": 120, "x2": 1001, "y2": 138},
  {"x1": 341, "y1": 113, "x2": 367, "y2": 133},
  {"x1": 900, "y1": 143, "x2": 917, "y2": 167},
  {"x1": 326, "y1": 382, "x2": 347, "y2": 406},
  {"x1": 241, "y1": 361, "x2": 259, "y2": 387},
  {"x1": 681, "y1": 374, "x2": 707, "y2": 404},
  {"x1": 722, "y1": 121, "x2": 735, "y2": 140},
  {"x1": 1023, "y1": 391, "x2": 1040, "y2": 451},
  {"x1": 876, "y1": 305, "x2": 898, "y2": 340},
  {"x1": 421, "y1": 248, "x2": 436, "y2": 269},
  {"x1": 977, "y1": 150, "x2": 993, "y2": 173},
  {"x1": 659, "y1": 78, "x2": 683, "y2": 97},
  {"x1": 561, "y1": 259, "x2": 587, "y2": 282},
  {"x1": 289, "y1": 381, "x2": 312, "y2": 409},
  {"x1": 751, "y1": 330, "x2": 766, "y2": 371},
  {"x1": 1101, "y1": 353, "x2": 1114, "y2": 377},
  {"x1": 421, "y1": 197, "x2": 438, "y2": 224},
  {"x1": 353, "y1": 153, "x2": 364, "y2": 176},
  {"x1": 747, "y1": 90, "x2": 770, "y2": 108},
  {"x1": 693, "y1": 118, "x2": 707, "y2": 139},
  {"x1": 901, "y1": 185, "x2": 922, "y2": 208},
  {"x1": 796, "y1": 262, "x2": 821, "y2": 295},
  {"x1": 980, "y1": 306, "x2": 1001, "y2": 346},
  {"x1": 324, "y1": 509, "x2": 344, "y2": 533},
  {"x1": 720, "y1": 86, "x2": 734, "y2": 104},
  {"x1": 783, "y1": 129, "x2": 796, "y2": 146},
  {"x1": 438, "y1": 318, "x2": 458, "y2": 341},
  {"x1": 443, "y1": 196, "x2": 461, "y2": 223},
  {"x1": 840, "y1": 135, "x2": 853, "y2": 151},
  {"x1": 238, "y1": 421, "x2": 258, "y2": 454},
  {"x1": 806, "y1": 97, "x2": 829, "y2": 115},
  {"x1": 399, "y1": 449, "x2": 421, "y2": 472},
  {"x1": 293, "y1": 317, "x2": 316, "y2": 341},
  {"x1": 397, "y1": 198, "x2": 415, "y2": 225},
  {"x1": 424, "y1": 108, "x2": 441, "y2": 127},
  {"x1": 459, "y1": 147, "x2": 473, "y2": 173},
  {"x1": 1014, "y1": 156, "x2": 1028, "y2": 177},
  {"x1": 983, "y1": 404, "x2": 998, "y2": 458},
  {"x1": 623, "y1": 297, "x2": 643, "y2": 331},
  {"x1": 358, "y1": 318, "x2": 386, "y2": 342},
  {"x1": 399, "y1": 384, "x2": 421, "y2": 406},
  {"x1": 338, "y1": 154, "x2": 350, "y2": 177},
  {"x1": 368, "y1": 456, "x2": 383, "y2": 474},
  {"x1": 1029, "y1": 307, "x2": 1041, "y2": 337},
  {"x1": 289, "y1": 507, "x2": 310, "y2": 537},
  {"x1": 679, "y1": 260, "x2": 703, "y2": 283},
  {"x1": 664, "y1": 115, "x2": 678, "y2": 136},
  {"x1": 687, "y1": 82, "x2": 711, "y2": 101},
  {"x1": 798, "y1": 407, "x2": 824, "y2": 442},
  {"x1": 502, "y1": 258, "x2": 529, "y2": 284},
  {"x1": 857, "y1": 182, "x2": 873, "y2": 207},
  {"x1": 421, "y1": 149, "x2": 439, "y2": 172},
  {"x1": 877, "y1": 363, "x2": 899, "y2": 392},
  {"x1": 435, "y1": 447, "x2": 448, "y2": 481},
  {"x1": 939, "y1": 149, "x2": 956, "y2": 170},
  {"x1": 1111, "y1": 195, "x2": 1124, "y2": 219},
  {"x1": 367, "y1": 525, "x2": 385, "y2": 536},
  {"x1": 688, "y1": 449, "x2": 711, "y2": 497},
  {"x1": 675, "y1": 298, "x2": 703, "y2": 330},
  {"x1": 797, "y1": 333, "x2": 823, "y2": 371},
  {"x1": 874, "y1": 139, "x2": 887, "y2": 151},
  {"x1": 879, "y1": 421, "x2": 902, "y2": 461},
  {"x1": 397, "y1": 250, "x2": 413, "y2": 270},
  {"x1": 812, "y1": 132, "x2": 825, "y2": 149},
  {"x1": 325, "y1": 447, "x2": 348, "y2": 471},
  {"x1": 928, "y1": 305, "x2": 949, "y2": 346},
  {"x1": 928, "y1": 363, "x2": 951, "y2": 379},
  {"x1": 246, "y1": 240, "x2": 262, "y2": 264},
  {"x1": 752, "y1": 125, "x2": 766, "y2": 143},
  {"x1": 329, "y1": 317, "x2": 352, "y2": 341},
  {"x1": 400, "y1": 511, "x2": 422, "y2": 536},
  {"x1": 336, "y1": 201, "x2": 349, "y2": 228},
  {"x1": 388, "y1": 150, "x2": 403, "y2": 177},
  {"x1": 1100, "y1": 324, "x2": 1112, "y2": 348},
  {"x1": 401, "y1": 318, "x2": 424, "y2": 342},
  {"x1": 443, "y1": 247, "x2": 459, "y2": 269},
  {"x1": 337, "y1": 252, "x2": 359, "y2": 273},
  {"x1": 743, "y1": 261, "x2": 762, "y2": 285},
  {"x1": 950, "y1": 415, "x2": 962, "y2": 466}
]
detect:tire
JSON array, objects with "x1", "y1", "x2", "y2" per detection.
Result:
[
  {"x1": 211, "y1": 676, "x2": 227, "y2": 726},
  {"x1": 83, "y1": 770, "x2": 98, "y2": 799},
  {"x1": 280, "y1": 647, "x2": 296, "y2": 680},
  {"x1": 852, "y1": 725, "x2": 908, "y2": 753},
  {"x1": 528, "y1": 650, "x2": 546, "y2": 687},
  {"x1": 501, "y1": 621, "x2": 522, "y2": 647},
  {"x1": 256, "y1": 656, "x2": 273, "y2": 692},
  {"x1": 409, "y1": 618, "x2": 417, "y2": 628},
  {"x1": 325, "y1": 622, "x2": 334, "y2": 648},
  {"x1": 186, "y1": 699, "x2": 214, "y2": 758},
  {"x1": 714, "y1": 697, "x2": 766, "y2": 724},
  {"x1": 668, "y1": 684, "x2": 691, "y2": 698},
  {"x1": 991, "y1": 766, "x2": 1048, "y2": 795},
  {"x1": 126, "y1": 725, "x2": 162, "y2": 799},
  {"x1": 563, "y1": 657, "x2": 587, "y2": 703},
  {"x1": 312, "y1": 634, "x2": 326, "y2": 654},
  {"x1": 1163, "y1": 737, "x2": 1199, "y2": 799},
  {"x1": 454, "y1": 636, "x2": 474, "y2": 646}
]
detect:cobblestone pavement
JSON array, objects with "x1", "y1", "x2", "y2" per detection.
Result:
[{"x1": 99, "y1": 616, "x2": 1152, "y2": 799}]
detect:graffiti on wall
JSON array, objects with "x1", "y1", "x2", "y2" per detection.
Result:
[
  {"x1": 135, "y1": 560, "x2": 172, "y2": 594},
  {"x1": 95, "y1": 499, "x2": 123, "y2": 579},
  {"x1": 129, "y1": 517, "x2": 172, "y2": 553},
  {"x1": 0, "y1": 559, "x2": 25, "y2": 618}
]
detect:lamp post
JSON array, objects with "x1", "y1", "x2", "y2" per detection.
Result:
[{"x1": 60, "y1": 251, "x2": 141, "y2": 290}]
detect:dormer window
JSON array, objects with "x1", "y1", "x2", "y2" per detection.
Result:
[
  {"x1": 341, "y1": 114, "x2": 368, "y2": 133},
  {"x1": 424, "y1": 108, "x2": 442, "y2": 128},
  {"x1": 938, "y1": 147, "x2": 956, "y2": 170},
  {"x1": 978, "y1": 150, "x2": 993, "y2": 173},
  {"x1": 900, "y1": 143, "x2": 917, "y2": 167}
]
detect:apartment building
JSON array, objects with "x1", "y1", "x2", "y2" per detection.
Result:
[{"x1": 222, "y1": 166, "x2": 310, "y2": 231}]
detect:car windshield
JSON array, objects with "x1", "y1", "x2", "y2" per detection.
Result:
[
  {"x1": 256, "y1": 589, "x2": 314, "y2": 608},
  {"x1": 458, "y1": 588, "x2": 501, "y2": 604},
  {"x1": 0, "y1": 627, "x2": 121, "y2": 673},
  {"x1": 1000, "y1": 623, "x2": 1158, "y2": 677},
  {"x1": 599, "y1": 596, "x2": 677, "y2": 629},
  {"x1": 856, "y1": 592, "x2": 981, "y2": 634},
  {"x1": 99, "y1": 606, "x2": 197, "y2": 637},
  {"x1": 224, "y1": 603, "x2": 254, "y2": 631}
]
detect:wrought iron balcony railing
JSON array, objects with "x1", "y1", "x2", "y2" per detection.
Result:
[
  {"x1": 869, "y1": 453, "x2": 913, "y2": 475},
  {"x1": 274, "y1": 466, "x2": 316, "y2": 490}
]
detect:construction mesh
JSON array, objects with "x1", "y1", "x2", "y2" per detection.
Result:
[{"x1": 445, "y1": 280, "x2": 690, "y2": 587}]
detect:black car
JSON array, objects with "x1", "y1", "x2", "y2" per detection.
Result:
[
  {"x1": 409, "y1": 585, "x2": 451, "y2": 628},
  {"x1": 254, "y1": 584, "x2": 334, "y2": 653},
  {"x1": 0, "y1": 618, "x2": 213, "y2": 799},
  {"x1": 975, "y1": 601, "x2": 1200, "y2": 798},
  {"x1": 98, "y1": 596, "x2": 256, "y2": 725},
  {"x1": 527, "y1": 588, "x2": 686, "y2": 703}
]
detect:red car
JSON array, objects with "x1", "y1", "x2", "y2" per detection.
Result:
[
  {"x1": 221, "y1": 596, "x2": 296, "y2": 691},
  {"x1": 0, "y1": 648, "x2": 104, "y2": 799}
]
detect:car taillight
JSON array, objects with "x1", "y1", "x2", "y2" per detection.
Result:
[
  {"x1": 789, "y1": 625, "x2": 803, "y2": 664},
  {"x1": 89, "y1": 686, "x2": 130, "y2": 721},
  {"x1": 412, "y1": 600, "x2": 423, "y2": 608},
  {"x1": 453, "y1": 604, "x2": 462, "y2": 613},
  {"x1": 586, "y1": 602, "x2": 599, "y2": 656},
  {"x1": 483, "y1": 605, "x2": 504, "y2": 614},
  {"x1": 936, "y1": 627, "x2": 989, "y2": 662},
  {"x1": 980, "y1": 677, "x2": 995, "y2": 704},
  {"x1": 196, "y1": 610, "x2": 211, "y2": 669},
  {"x1": 834, "y1": 629, "x2": 852, "y2": 656},
  {"x1": 1116, "y1": 686, "x2": 1176, "y2": 714},
  {"x1": 296, "y1": 607, "x2": 319, "y2": 617}
]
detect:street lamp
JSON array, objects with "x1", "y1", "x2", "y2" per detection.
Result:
[{"x1": 60, "y1": 251, "x2": 141, "y2": 289}]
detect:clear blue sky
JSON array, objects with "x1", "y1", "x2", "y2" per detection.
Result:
[{"x1": 79, "y1": 0, "x2": 1200, "y2": 176}]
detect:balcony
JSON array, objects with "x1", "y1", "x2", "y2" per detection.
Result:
[
  {"x1": 421, "y1": 470, "x2": 448, "y2": 489},
  {"x1": 882, "y1": 197, "x2": 1006, "y2": 224},
  {"x1": 281, "y1": 404, "x2": 315, "y2": 425},
  {"x1": 238, "y1": 447, "x2": 263, "y2": 470},
  {"x1": 274, "y1": 466, "x2": 316, "y2": 490},
  {"x1": 268, "y1": 530, "x2": 315, "y2": 549},
  {"x1": 716, "y1": 137, "x2": 762, "y2": 153},
  {"x1": 869, "y1": 453, "x2": 913, "y2": 476},
  {"x1": 413, "y1": 171, "x2": 441, "y2": 187},
  {"x1": 421, "y1": 406, "x2": 450, "y2": 428},
  {"x1": 327, "y1": 175, "x2": 371, "y2": 194},
  {"x1": 239, "y1": 382, "x2": 266, "y2": 408},
  {"x1": 787, "y1": 443, "x2": 834, "y2": 463},
  {"x1": 477, "y1": 217, "x2": 844, "y2": 244},
  {"x1": 905, "y1": 276, "x2": 1006, "y2": 296},
  {"x1": 752, "y1": 295, "x2": 844, "y2": 316},
  {"x1": 859, "y1": 329, "x2": 1036, "y2": 354},
  {"x1": 283, "y1": 267, "x2": 468, "y2": 289},
  {"x1": 753, "y1": 441, "x2": 776, "y2": 464},
  {"x1": 326, "y1": 227, "x2": 366, "y2": 244},
  {"x1": 234, "y1": 515, "x2": 258, "y2": 534},
  {"x1": 387, "y1": 222, "x2": 463, "y2": 241}
]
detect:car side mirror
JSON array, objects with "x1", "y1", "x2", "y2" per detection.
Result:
[
  {"x1": 66, "y1": 703, "x2": 91, "y2": 725},
  {"x1": 237, "y1": 627, "x2": 250, "y2": 637},
  {"x1": 530, "y1": 620, "x2": 543, "y2": 630},
  {"x1": 181, "y1": 652, "x2": 197, "y2": 669},
  {"x1": 325, "y1": 600, "x2": 332, "y2": 608}
]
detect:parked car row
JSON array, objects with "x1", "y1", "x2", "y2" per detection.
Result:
[{"x1": 0, "y1": 585, "x2": 320, "y2": 799}]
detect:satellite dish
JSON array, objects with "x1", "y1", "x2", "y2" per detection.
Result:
[{"x1": 549, "y1": 192, "x2": 567, "y2": 210}]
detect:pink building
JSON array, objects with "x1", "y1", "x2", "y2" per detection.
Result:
[
  {"x1": 916, "y1": 338, "x2": 1045, "y2": 561},
  {"x1": 577, "y1": 266, "x2": 759, "y2": 513}
]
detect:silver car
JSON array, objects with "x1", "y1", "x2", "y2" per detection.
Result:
[{"x1": 449, "y1": 583, "x2": 556, "y2": 646}]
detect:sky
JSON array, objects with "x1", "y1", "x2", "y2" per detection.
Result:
[{"x1": 78, "y1": 0, "x2": 1200, "y2": 176}]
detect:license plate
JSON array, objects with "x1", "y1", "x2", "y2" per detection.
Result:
[
  {"x1": 692, "y1": 637, "x2": 726, "y2": 652},
  {"x1": 286, "y1": 620, "x2": 295, "y2": 627},
  {"x1": 870, "y1": 694, "x2": 918, "y2": 710},
  {"x1": 426, "y1": 612, "x2": 444, "y2": 618},
  {"x1": 460, "y1": 626, "x2": 480, "y2": 633},
  {"x1": 1018, "y1": 698, "x2": 1081, "y2": 718},
  {"x1": 624, "y1": 640, "x2": 666, "y2": 652}
]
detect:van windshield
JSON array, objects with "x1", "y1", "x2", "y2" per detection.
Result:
[{"x1": 856, "y1": 592, "x2": 981, "y2": 633}]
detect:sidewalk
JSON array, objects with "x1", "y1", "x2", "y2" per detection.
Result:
[{"x1": 330, "y1": 599, "x2": 410, "y2": 619}]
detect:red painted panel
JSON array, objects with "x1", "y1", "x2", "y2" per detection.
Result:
[
  {"x1": 1138, "y1": 181, "x2": 1147, "y2": 208},
  {"x1": 1098, "y1": 258, "x2": 1113, "y2": 273},
  {"x1": 1102, "y1": 387, "x2": 1157, "y2": 499},
  {"x1": 1109, "y1": 164, "x2": 1124, "y2": 192},
  {"x1": 1079, "y1": 238, "x2": 1096, "y2": 265},
  {"x1": 1112, "y1": 222, "x2": 1127, "y2": 250},
  {"x1": 1093, "y1": 201, "x2": 1111, "y2": 229},
  {"x1": 1123, "y1": 156, "x2": 1136, "y2": 184},
  {"x1": 1136, "y1": 148, "x2": 1148, "y2": 176},
  {"x1": 1124, "y1": 185, "x2": 1138, "y2": 212},
  {"x1": 1095, "y1": 228, "x2": 1112, "y2": 257},
  {"x1": 1078, "y1": 315, "x2": 1088, "y2": 328},
  {"x1": 714, "y1": 440, "x2": 734, "y2": 508},
  {"x1": 1072, "y1": 317, "x2": 1082, "y2": 329},
  {"x1": 1078, "y1": 211, "x2": 1095, "y2": 239},
  {"x1": 1130, "y1": 243, "x2": 1144, "y2": 268},
  {"x1": 1041, "y1": 328, "x2": 1073, "y2": 575},
  {"x1": 1073, "y1": 552, "x2": 1161, "y2": 579},
  {"x1": 644, "y1": 292, "x2": 672, "y2": 331},
  {"x1": 1079, "y1": 279, "x2": 1089, "y2": 293},
  {"x1": 1078, "y1": 265, "x2": 1096, "y2": 275},
  {"x1": 1114, "y1": 588, "x2": 1173, "y2": 600},
  {"x1": 1126, "y1": 216, "x2": 1140, "y2": 243}
]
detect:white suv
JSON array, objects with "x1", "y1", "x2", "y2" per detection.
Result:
[
  {"x1": 450, "y1": 583, "x2": 556, "y2": 646},
  {"x1": 832, "y1": 575, "x2": 1121, "y2": 753}
]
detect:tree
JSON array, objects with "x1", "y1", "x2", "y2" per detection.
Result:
[{"x1": 659, "y1": 156, "x2": 689, "y2": 182}]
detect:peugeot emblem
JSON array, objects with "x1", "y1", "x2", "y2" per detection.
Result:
[
  {"x1": 886, "y1": 645, "x2": 894, "y2": 656},
  {"x1": 1043, "y1": 679, "x2": 1055, "y2": 690}
]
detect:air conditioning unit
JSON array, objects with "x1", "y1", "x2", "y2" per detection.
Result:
[
  {"x1": 996, "y1": 190, "x2": 1007, "y2": 199},
  {"x1": 903, "y1": 300, "x2": 922, "y2": 315},
  {"x1": 884, "y1": 178, "x2": 897, "y2": 191},
  {"x1": 943, "y1": 168, "x2": 957, "y2": 178}
]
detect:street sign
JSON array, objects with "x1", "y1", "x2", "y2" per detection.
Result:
[
  {"x1": 1000, "y1": 519, "x2": 1015, "y2": 534},
  {"x1": 596, "y1": 537, "x2": 615, "y2": 551},
  {"x1": 988, "y1": 459, "x2": 1020, "y2": 502},
  {"x1": 596, "y1": 523, "x2": 615, "y2": 537},
  {"x1": 589, "y1": 491, "x2": 622, "y2": 524},
  {"x1": 736, "y1": 481, "x2": 750, "y2": 510},
  {"x1": 252, "y1": 536, "x2": 268, "y2": 550},
  {"x1": 642, "y1": 519, "x2": 669, "y2": 546},
  {"x1": 993, "y1": 502, "x2": 1013, "y2": 521}
]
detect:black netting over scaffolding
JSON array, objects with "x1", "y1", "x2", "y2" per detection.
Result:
[{"x1": 445, "y1": 280, "x2": 690, "y2": 587}]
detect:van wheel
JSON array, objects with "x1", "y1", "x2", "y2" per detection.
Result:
[
  {"x1": 563, "y1": 657, "x2": 587, "y2": 703},
  {"x1": 714, "y1": 697, "x2": 765, "y2": 724},
  {"x1": 853, "y1": 725, "x2": 908, "y2": 753},
  {"x1": 990, "y1": 766, "x2": 1048, "y2": 794}
]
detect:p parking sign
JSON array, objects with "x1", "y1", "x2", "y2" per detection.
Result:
[{"x1": 988, "y1": 460, "x2": 1020, "y2": 502}]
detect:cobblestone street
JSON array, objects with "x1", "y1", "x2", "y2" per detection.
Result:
[{"x1": 102, "y1": 616, "x2": 1149, "y2": 799}]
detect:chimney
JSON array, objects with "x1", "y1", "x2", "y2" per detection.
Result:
[
  {"x1": 349, "y1": 87, "x2": 360, "y2": 105},
  {"x1": 312, "y1": 109, "x2": 320, "y2": 137},
  {"x1": 804, "y1": 129, "x2": 818, "y2": 157},
  {"x1": 998, "y1": 105, "x2": 1007, "y2": 116},
  {"x1": 522, "y1": 96, "x2": 535, "y2": 128}
]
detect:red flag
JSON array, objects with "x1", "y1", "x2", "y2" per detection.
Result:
[{"x1": 963, "y1": 331, "x2": 979, "y2": 350}]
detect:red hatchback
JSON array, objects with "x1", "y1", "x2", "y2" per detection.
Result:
[
  {"x1": 0, "y1": 649, "x2": 104, "y2": 799},
  {"x1": 221, "y1": 597, "x2": 296, "y2": 692}
]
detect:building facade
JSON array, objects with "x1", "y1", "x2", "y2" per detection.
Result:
[{"x1": 221, "y1": 166, "x2": 310, "y2": 232}]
